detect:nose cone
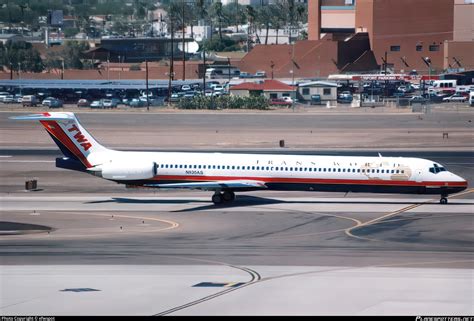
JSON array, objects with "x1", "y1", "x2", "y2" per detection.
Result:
[{"x1": 449, "y1": 172, "x2": 468, "y2": 190}]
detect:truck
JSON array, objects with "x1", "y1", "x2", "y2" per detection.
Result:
[{"x1": 22, "y1": 95, "x2": 38, "y2": 107}]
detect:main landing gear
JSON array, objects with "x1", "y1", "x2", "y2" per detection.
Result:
[
  {"x1": 440, "y1": 195, "x2": 448, "y2": 204},
  {"x1": 212, "y1": 191, "x2": 235, "y2": 205}
]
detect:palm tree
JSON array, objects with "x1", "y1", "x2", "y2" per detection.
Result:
[{"x1": 210, "y1": 2, "x2": 224, "y2": 42}]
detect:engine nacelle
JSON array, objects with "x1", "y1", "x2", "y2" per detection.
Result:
[{"x1": 100, "y1": 161, "x2": 157, "y2": 180}]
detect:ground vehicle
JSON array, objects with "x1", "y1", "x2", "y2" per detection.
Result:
[
  {"x1": 129, "y1": 98, "x2": 146, "y2": 107},
  {"x1": 22, "y1": 95, "x2": 38, "y2": 107},
  {"x1": 270, "y1": 98, "x2": 292, "y2": 106},
  {"x1": 239, "y1": 72, "x2": 253, "y2": 79},
  {"x1": 282, "y1": 96, "x2": 293, "y2": 104},
  {"x1": 213, "y1": 85, "x2": 224, "y2": 92},
  {"x1": 181, "y1": 85, "x2": 191, "y2": 91},
  {"x1": 442, "y1": 93, "x2": 467, "y2": 103},
  {"x1": 90, "y1": 100, "x2": 104, "y2": 108},
  {"x1": 13, "y1": 94, "x2": 22, "y2": 103},
  {"x1": 77, "y1": 99, "x2": 90, "y2": 107},
  {"x1": 2, "y1": 95, "x2": 14, "y2": 103},
  {"x1": 169, "y1": 93, "x2": 182, "y2": 103},
  {"x1": 205, "y1": 66, "x2": 240, "y2": 79},
  {"x1": 0, "y1": 92, "x2": 11, "y2": 102},
  {"x1": 408, "y1": 95, "x2": 427, "y2": 105},
  {"x1": 255, "y1": 71, "x2": 266, "y2": 78},
  {"x1": 310, "y1": 94, "x2": 322, "y2": 105},
  {"x1": 469, "y1": 92, "x2": 474, "y2": 107},
  {"x1": 338, "y1": 91, "x2": 353, "y2": 103},
  {"x1": 397, "y1": 85, "x2": 414, "y2": 93},
  {"x1": 42, "y1": 97, "x2": 63, "y2": 108},
  {"x1": 102, "y1": 99, "x2": 118, "y2": 108}
]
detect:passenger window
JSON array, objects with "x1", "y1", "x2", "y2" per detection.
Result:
[
  {"x1": 285, "y1": 167, "x2": 288, "y2": 171},
  {"x1": 232, "y1": 166, "x2": 235, "y2": 170}
]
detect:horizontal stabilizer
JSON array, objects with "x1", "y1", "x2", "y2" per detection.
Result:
[{"x1": 9, "y1": 112, "x2": 76, "y2": 121}]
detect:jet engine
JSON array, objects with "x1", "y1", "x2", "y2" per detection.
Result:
[{"x1": 100, "y1": 161, "x2": 157, "y2": 180}]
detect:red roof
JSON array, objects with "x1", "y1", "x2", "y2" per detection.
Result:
[{"x1": 230, "y1": 79, "x2": 294, "y2": 91}]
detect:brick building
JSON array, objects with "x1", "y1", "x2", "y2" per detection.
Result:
[{"x1": 308, "y1": 0, "x2": 474, "y2": 74}]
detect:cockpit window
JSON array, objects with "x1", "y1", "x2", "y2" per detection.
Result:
[{"x1": 429, "y1": 163, "x2": 447, "y2": 174}]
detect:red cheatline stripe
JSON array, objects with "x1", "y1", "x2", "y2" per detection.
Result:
[
  {"x1": 151, "y1": 175, "x2": 468, "y2": 187},
  {"x1": 40, "y1": 120, "x2": 92, "y2": 168}
]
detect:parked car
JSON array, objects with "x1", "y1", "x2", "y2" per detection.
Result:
[
  {"x1": 270, "y1": 98, "x2": 292, "y2": 106},
  {"x1": 408, "y1": 95, "x2": 427, "y2": 105},
  {"x1": 254, "y1": 70, "x2": 266, "y2": 78},
  {"x1": 2, "y1": 95, "x2": 14, "y2": 103},
  {"x1": 469, "y1": 92, "x2": 474, "y2": 107},
  {"x1": 338, "y1": 91, "x2": 353, "y2": 103},
  {"x1": 13, "y1": 94, "x2": 22, "y2": 103},
  {"x1": 129, "y1": 98, "x2": 146, "y2": 107},
  {"x1": 102, "y1": 99, "x2": 118, "y2": 108},
  {"x1": 213, "y1": 85, "x2": 224, "y2": 92},
  {"x1": 282, "y1": 96, "x2": 293, "y2": 104},
  {"x1": 42, "y1": 97, "x2": 62, "y2": 108},
  {"x1": 22, "y1": 95, "x2": 38, "y2": 107},
  {"x1": 0, "y1": 92, "x2": 11, "y2": 103},
  {"x1": 397, "y1": 85, "x2": 414, "y2": 93},
  {"x1": 90, "y1": 100, "x2": 104, "y2": 108},
  {"x1": 442, "y1": 93, "x2": 467, "y2": 103},
  {"x1": 77, "y1": 99, "x2": 90, "y2": 107},
  {"x1": 181, "y1": 85, "x2": 191, "y2": 91},
  {"x1": 239, "y1": 72, "x2": 253, "y2": 79}
]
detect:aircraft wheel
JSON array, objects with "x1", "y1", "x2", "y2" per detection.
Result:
[
  {"x1": 212, "y1": 193, "x2": 223, "y2": 205},
  {"x1": 222, "y1": 191, "x2": 235, "y2": 202},
  {"x1": 440, "y1": 197, "x2": 448, "y2": 204}
]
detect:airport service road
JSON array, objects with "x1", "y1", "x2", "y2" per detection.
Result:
[{"x1": 1, "y1": 110, "x2": 473, "y2": 150}]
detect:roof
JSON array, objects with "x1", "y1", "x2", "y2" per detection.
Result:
[
  {"x1": 230, "y1": 79, "x2": 294, "y2": 91},
  {"x1": 299, "y1": 81, "x2": 338, "y2": 87}
]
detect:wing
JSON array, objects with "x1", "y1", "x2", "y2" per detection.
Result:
[{"x1": 143, "y1": 180, "x2": 267, "y2": 191}]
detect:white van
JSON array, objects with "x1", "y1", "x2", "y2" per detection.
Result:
[{"x1": 469, "y1": 91, "x2": 474, "y2": 107}]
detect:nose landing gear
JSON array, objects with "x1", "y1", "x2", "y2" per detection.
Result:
[
  {"x1": 212, "y1": 191, "x2": 236, "y2": 205},
  {"x1": 439, "y1": 195, "x2": 448, "y2": 204}
]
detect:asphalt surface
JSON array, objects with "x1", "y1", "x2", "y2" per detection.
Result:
[{"x1": 0, "y1": 110, "x2": 473, "y2": 315}]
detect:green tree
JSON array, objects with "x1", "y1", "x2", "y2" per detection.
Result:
[
  {"x1": 62, "y1": 41, "x2": 90, "y2": 69},
  {"x1": 0, "y1": 40, "x2": 43, "y2": 72}
]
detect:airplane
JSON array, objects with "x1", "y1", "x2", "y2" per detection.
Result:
[{"x1": 11, "y1": 112, "x2": 468, "y2": 205}]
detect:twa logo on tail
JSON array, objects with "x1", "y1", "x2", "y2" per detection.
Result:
[{"x1": 67, "y1": 124, "x2": 92, "y2": 151}]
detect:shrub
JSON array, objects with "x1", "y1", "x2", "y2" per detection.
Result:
[{"x1": 177, "y1": 95, "x2": 269, "y2": 110}]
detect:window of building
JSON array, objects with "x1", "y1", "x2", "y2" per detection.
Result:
[
  {"x1": 302, "y1": 88, "x2": 310, "y2": 95},
  {"x1": 429, "y1": 45, "x2": 439, "y2": 51},
  {"x1": 390, "y1": 45, "x2": 401, "y2": 52},
  {"x1": 323, "y1": 88, "x2": 331, "y2": 95},
  {"x1": 269, "y1": 93, "x2": 278, "y2": 99},
  {"x1": 416, "y1": 45, "x2": 423, "y2": 52}
]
